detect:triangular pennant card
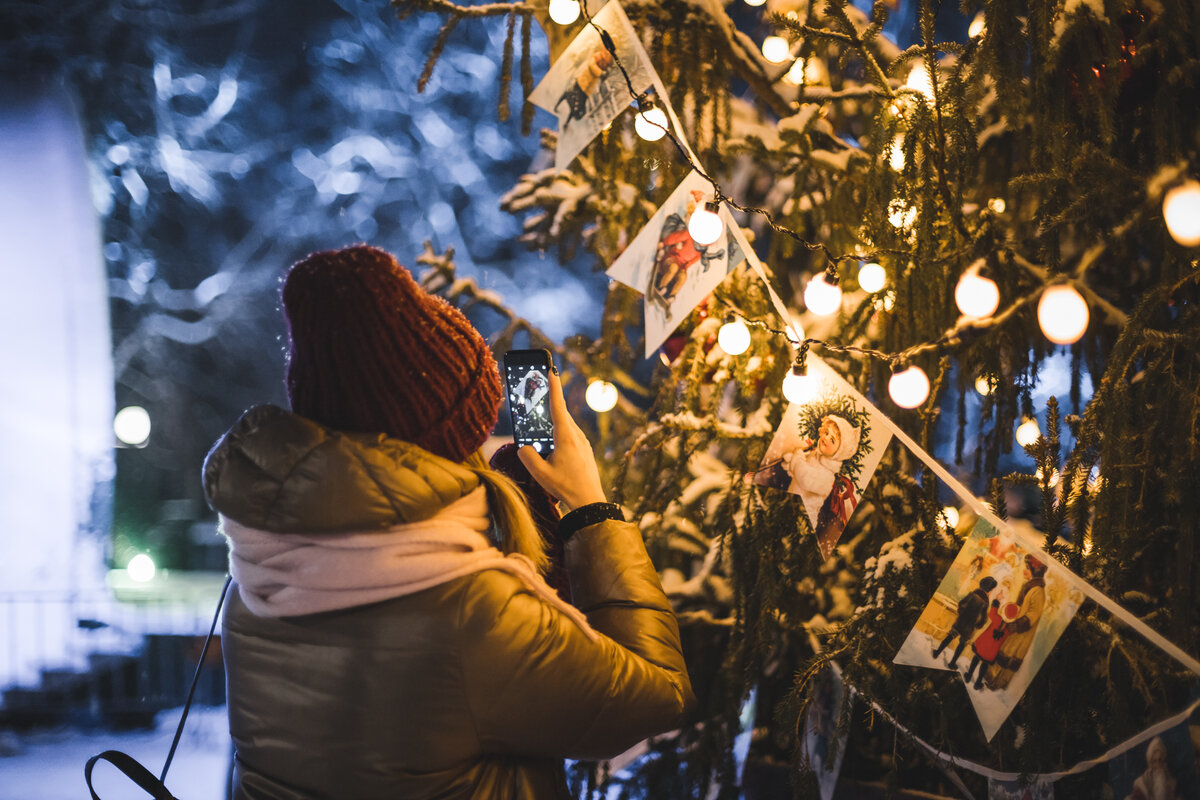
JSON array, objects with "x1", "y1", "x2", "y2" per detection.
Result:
[
  {"x1": 987, "y1": 777, "x2": 1055, "y2": 799},
  {"x1": 528, "y1": 1, "x2": 656, "y2": 170},
  {"x1": 606, "y1": 171, "x2": 747, "y2": 357},
  {"x1": 801, "y1": 663, "x2": 852, "y2": 800},
  {"x1": 752, "y1": 356, "x2": 892, "y2": 559},
  {"x1": 1107, "y1": 717, "x2": 1199, "y2": 800},
  {"x1": 894, "y1": 519, "x2": 1085, "y2": 741}
]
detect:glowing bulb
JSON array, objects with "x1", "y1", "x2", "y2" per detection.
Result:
[
  {"x1": 762, "y1": 36, "x2": 790, "y2": 64},
  {"x1": 905, "y1": 62, "x2": 935, "y2": 100},
  {"x1": 974, "y1": 375, "x2": 994, "y2": 396},
  {"x1": 687, "y1": 201, "x2": 724, "y2": 246},
  {"x1": 968, "y1": 12, "x2": 986, "y2": 38},
  {"x1": 888, "y1": 135, "x2": 905, "y2": 171},
  {"x1": 888, "y1": 365, "x2": 930, "y2": 408},
  {"x1": 858, "y1": 262, "x2": 886, "y2": 293},
  {"x1": 873, "y1": 290, "x2": 896, "y2": 312},
  {"x1": 548, "y1": 0, "x2": 581, "y2": 25},
  {"x1": 988, "y1": 197, "x2": 1006, "y2": 213},
  {"x1": 784, "y1": 58, "x2": 821, "y2": 86},
  {"x1": 1037, "y1": 284, "x2": 1089, "y2": 345},
  {"x1": 782, "y1": 369, "x2": 818, "y2": 404},
  {"x1": 1163, "y1": 179, "x2": 1200, "y2": 247},
  {"x1": 1036, "y1": 466, "x2": 1061, "y2": 488},
  {"x1": 126, "y1": 554, "x2": 156, "y2": 583},
  {"x1": 585, "y1": 379, "x2": 619, "y2": 412},
  {"x1": 717, "y1": 319, "x2": 751, "y2": 355},
  {"x1": 941, "y1": 505, "x2": 960, "y2": 530},
  {"x1": 634, "y1": 105, "x2": 669, "y2": 142},
  {"x1": 955, "y1": 269, "x2": 1000, "y2": 318},
  {"x1": 114, "y1": 405, "x2": 151, "y2": 446},
  {"x1": 744, "y1": 0, "x2": 766, "y2": 7},
  {"x1": 1015, "y1": 417, "x2": 1041, "y2": 447},
  {"x1": 803, "y1": 273, "x2": 842, "y2": 316}
]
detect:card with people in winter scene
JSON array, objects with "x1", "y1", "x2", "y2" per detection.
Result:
[
  {"x1": 986, "y1": 776, "x2": 1055, "y2": 800},
  {"x1": 752, "y1": 357, "x2": 891, "y2": 560},
  {"x1": 1106, "y1": 718, "x2": 1200, "y2": 800},
  {"x1": 607, "y1": 170, "x2": 748, "y2": 357},
  {"x1": 894, "y1": 519, "x2": 1085, "y2": 741},
  {"x1": 801, "y1": 663, "x2": 851, "y2": 800},
  {"x1": 528, "y1": 1, "x2": 655, "y2": 170}
]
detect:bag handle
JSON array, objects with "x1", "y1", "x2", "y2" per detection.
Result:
[{"x1": 84, "y1": 575, "x2": 233, "y2": 799}]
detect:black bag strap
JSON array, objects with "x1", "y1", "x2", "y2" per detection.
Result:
[
  {"x1": 84, "y1": 750, "x2": 180, "y2": 800},
  {"x1": 84, "y1": 575, "x2": 233, "y2": 800}
]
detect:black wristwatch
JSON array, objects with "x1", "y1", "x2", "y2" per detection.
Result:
[{"x1": 557, "y1": 502, "x2": 625, "y2": 541}]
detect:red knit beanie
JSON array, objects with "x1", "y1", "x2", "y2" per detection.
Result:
[{"x1": 282, "y1": 245, "x2": 502, "y2": 463}]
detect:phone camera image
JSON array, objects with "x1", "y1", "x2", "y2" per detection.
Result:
[{"x1": 503, "y1": 350, "x2": 555, "y2": 455}]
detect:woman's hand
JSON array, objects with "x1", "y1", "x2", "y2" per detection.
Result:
[{"x1": 517, "y1": 368, "x2": 607, "y2": 512}]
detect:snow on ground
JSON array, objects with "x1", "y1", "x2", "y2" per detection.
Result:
[{"x1": 0, "y1": 706, "x2": 231, "y2": 800}]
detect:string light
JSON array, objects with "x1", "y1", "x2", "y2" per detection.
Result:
[
  {"x1": 761, "y1": 36, "x2": 790, "y2": 64},
  {"x1": 888, "y1": 365, "x2": 930, "y2": 408},
  {"x1": 114, "y1": 405, "x2": 151, "y2": 447},
  {"x1": 547, "y1": 0, "x2": 581, "y2": 25},
  {"x1": 717, "y1": 318, "x2": 751, "y2": 355},
  {"x1": 857, "y1": 262, "x2": 886, "y2": 293},
  {"x1": 974, "y1": 375, "x2": 994, "y2": 396},
  {"x1": 987, "y1": 197, "x2": 1006, "y2": 213},
  {"x1": 888, "y1": 199, "x2": 917, "y2": 229},
  {"x1": 744, "y1": 0, "x2": 766, "y2": 7},
  {"x1": 1015, "y1": 417, "x2": 1040, "y2": 447},
  {"x1": 1036, "y1": 466, "x2": 1061, "y2": 488},
  {"x1": 968, "y1": 12, "x2": 987, "y2": 38},
  {"x1": 1037, "y1": 284, "x2": 1089, "y2": 345},
  {"x1": 941, "y1": 505, "x2": 960, "y2": 530},
  {"x1": 126, "y1": 553, "x2": 156, "y2": 583},
  {"x1": 784, "y1": 58, "x2": 821, "y2": 86},
  {"x1": 804, "y1": 273, "x2": 842, "y2": 316},
  {"x1": 782, "y1": 364, "x2": 818, "y2": 404},
  {"x1": 585, "y1": 379, "x2": 619, "y2": 412},
  {"x1": 687, "y1": 200, "x2": 724, "y2": 246},
  {"x1": 905, "y1": 62, "x2": 935, "y2": 100},
  {"x1": 634, "y1": 104, "x2": 669, "y2": 142},
  {"x1": 1162, "y1": 179, "x2": 1200, "y2": 247},
  {"x1": 954, "y1": 266, "x2": 1000, "y2": 318}
]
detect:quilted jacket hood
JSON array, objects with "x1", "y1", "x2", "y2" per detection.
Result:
[{"x1": 203, "y1": 404, "x2": 480, "y2": 534}]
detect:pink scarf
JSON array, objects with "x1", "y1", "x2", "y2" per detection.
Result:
[{"x1": 221, "y1": 487, "x2": 596, "y2": 639}]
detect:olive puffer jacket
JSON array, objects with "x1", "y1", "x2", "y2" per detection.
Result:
[{"x1": 203, "y1": 405, "x2": 695, "y2": 799}]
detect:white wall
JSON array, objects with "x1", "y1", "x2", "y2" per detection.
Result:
[{"x1": 0, "y1": 78, "x2": 114, "y2": 685}]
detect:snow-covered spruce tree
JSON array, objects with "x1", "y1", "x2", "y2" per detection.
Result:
[{"x1": 397, "y1": 0, "x2": 1199, "y2": 796}]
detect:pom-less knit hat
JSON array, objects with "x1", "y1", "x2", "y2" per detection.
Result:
[{"x1": 282, "y1": 245, "x2": 502, "y2": 463}]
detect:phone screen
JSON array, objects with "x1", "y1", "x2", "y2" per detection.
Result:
[{"x1": 503, "y1": 349, "x2": 555, "y2": 455}]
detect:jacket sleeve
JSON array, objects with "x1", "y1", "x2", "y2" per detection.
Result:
[{"x1": 457, "y1": 518, "x2": 696, "y2": 761}]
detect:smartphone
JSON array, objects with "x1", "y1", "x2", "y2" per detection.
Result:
[{"x1": 503, "y1": 349, "x2": 555, "y2": 456}]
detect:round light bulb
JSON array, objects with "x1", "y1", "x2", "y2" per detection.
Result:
[
  {"x1": 717, "y1": 319, "x2": 751, "y2": 355},
  {"x1": 784, "y1": 58, "x2": 821, "y2": 86},
  {"x1": 744, "y1": 0, "x2": 766, "y2": 6},
  {"x1": 941, "y1": 505, "x2": 960, "y2": 530},
  {"x1": 1015, "y1": 417, "x2": 1041, "y2": 447},
  {"x1": 114, "y1": 405, "x2": 151, "y2": 446},
  {"x1": 905, "y1": 62, "x2": 935, "y2": 100},
  {"x1": 955, "y1": 270, "x2": 1000, "y2": 318},
  {"x1": 782, "y1": 369, "x2": 818, "y2": 405},
  {"x1": 968, "y1": 12, "x2": 986, "y2": 38},
  {"x1": 888, "y1": 365, "x2": 930, "y2": 408},
  {"x1": 1037, "y1": 284, "x2": 1089, "y2": 345},
  {"x1": 126, "y1": 553, "x2": 156, "y2": 583},
  {"x1": 687, "y1": 202, "x2": 724, "y2": 246},
  {"x1": 804, "y1": 273, "x2": 842, "y2": 316},
  {"x1": 974, "y1": 375, "x2": 994, "y2": 396},
  {"x1": 761, "y1": 36, "x2": 790, "y2": 64},
  {"x1": 857, "y1": 262, "x2": 886, "y2": 293},
  {"x1": 548, "y1": 0, "x2": 581, "y2": 25},
  {"x1": 634, "y1": 106, "x2": 669, "y2": 142},
  {"x1": 888, "y1": 199, "x2": 917, "y2": 229},
  {"x1": 1163, "y1": 180, "x2": 1200, "y2": 247},
  {"x1": 988, "y1": 197, "x2": 1006, "y2": 214},
  {"x1": 585, "y1": 379, "x2": 619, "y2": 413}
]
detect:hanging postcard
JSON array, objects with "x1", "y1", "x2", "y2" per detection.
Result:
[
  {"x1": 751, "y1": 356, "x2": 892, "y2": 559},
  {"x1": 1107, "y1": 718, "x2": 1199, "y2": 800},
  {"x1": 893, "y1": 519, "x2": 1085, "y2": 741},
  {"x1": 801, "y1": 663, "x2": 851, "y2": 800},
  {"x1": 528, "y1": 1, "x2": 656, "y2": 171},
  {"x1": 607, "y1": 170, "x2": 748, "y2": 357},
  {"x1": 987, "y1": 777, "x2": 1055, "y2": 800}
]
